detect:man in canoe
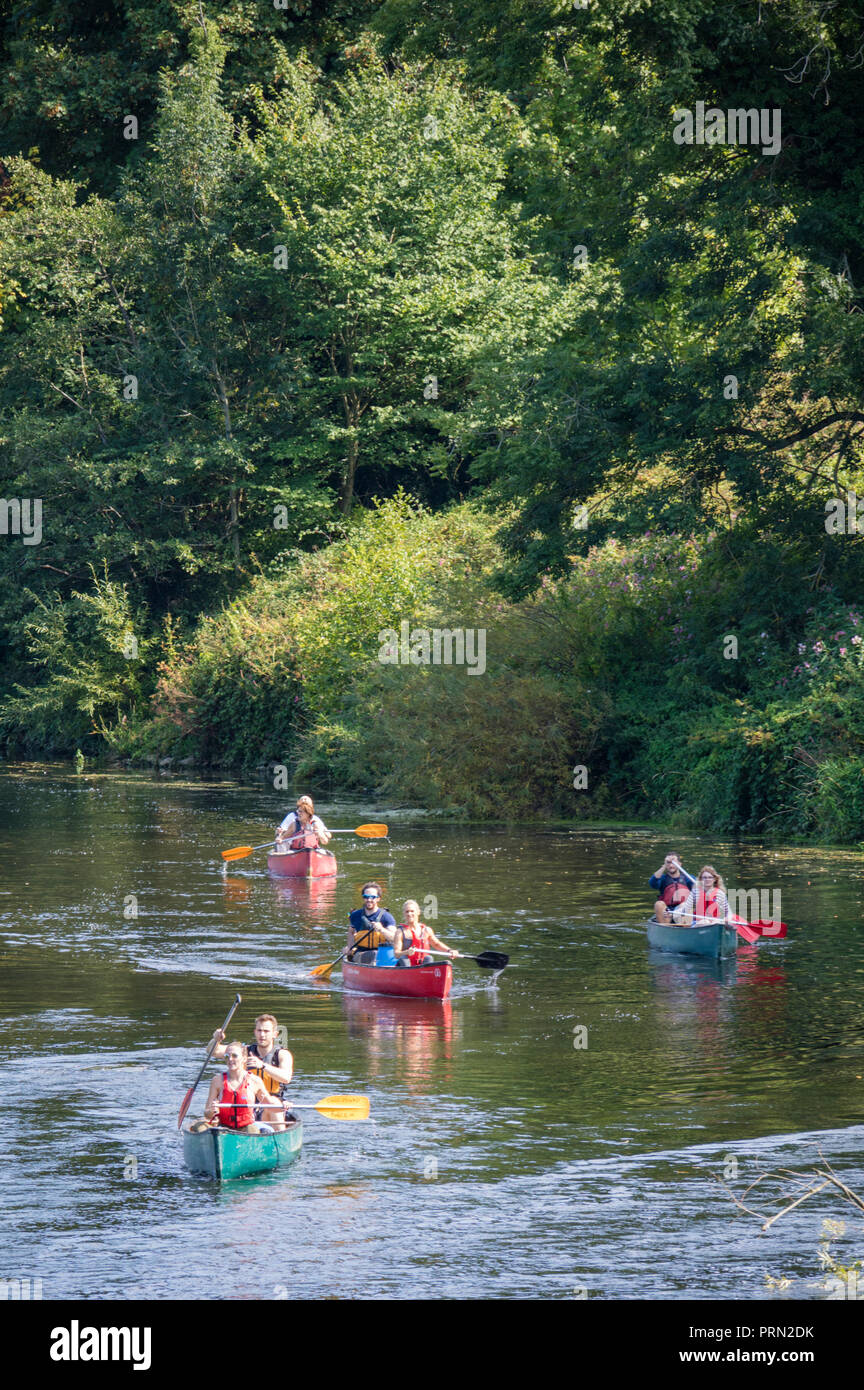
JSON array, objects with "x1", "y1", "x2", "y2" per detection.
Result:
[
  {"x1": 203, "y1": 1042, "x2": 281, "y2": 1133},
  {"x1": 346, "y1": 882, "x2": 397, "y2": 964},
  {"x1": 392, "y1": 899, "x2": 461, "y2": 968},
  {"x1": 275, "y1": 794, "x2": 332, "y2": 851},
  {"x1": 210, "y1": 1013, "x2": 294, "y2": 1132},
  {"x1": 650, "y1": 853, "x2": 696, "y2": 923},
  {"x1": 670, "y1": 865, "x2": 730, "y2": 926}
]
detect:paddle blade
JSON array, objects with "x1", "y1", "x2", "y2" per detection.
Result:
[
  {"x1": 177, "y1": 1087, "x2": 195, "y2": 1129},
  {"x1": 751, "y1": 919, "x2": 788, "y2": 939},
  {"x1": 309, "y1": 961, "x2": 336, "y2": 980},
  {"x1": 473, "y1": 951, "x2": 509, "y2": 970},
  {"x1": 221, "y1": 845, "x2": 254, "y2": 862},
  {"x1": 354, "y1": 824, "x2": 388, "y2": 838},
  {"x1": 314, "y1": 1094, "x2": 370, "y2": 1121},
  {"x1": 732, "y1": 920, "x2": 760, "y2": 944}
]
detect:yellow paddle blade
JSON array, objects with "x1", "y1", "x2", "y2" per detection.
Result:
[
  {"x1": 315, "y1": 1094, "x2": 370, "y2": 1121},
  {"x1": 355, "y1": 823, "x2": 388, "y2": 838},
  {"x1": 221, "y1": 845, "x2": 254, "y2": 861},
  {"x1": 309, "y1": 963, "x2": 335, "y2": 980}
]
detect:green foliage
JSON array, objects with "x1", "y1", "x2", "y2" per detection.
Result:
[{"x1": 0, "y1": 567, "x2": 155, "y2": 752}]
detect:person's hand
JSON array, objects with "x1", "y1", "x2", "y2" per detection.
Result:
[{"x1": 211, "y1": 1029, "x2": 226, "y2": 1044}]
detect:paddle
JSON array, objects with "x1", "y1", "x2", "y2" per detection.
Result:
[
  {"x1": 221, "y1": 823, "x2": 388, "y2": 862},
  {"x1": 309, "y1": 922, "x2": 382, "y2": 980},
  {"x1": 213, "y1": 1094, "x2": 370, "y2": 1122},
  {"x1": 425, "y1": 949, "x2": 509, "y2": 970},
  {"x1": 748, "y1": 918, "x2": 788, "y2": 939},
  {"x1": 688, "y1": 913, "x2": 759, "y2": 944},
  {"x1": 177, "y1": 994, "x2": 242, "y2": 1129}
]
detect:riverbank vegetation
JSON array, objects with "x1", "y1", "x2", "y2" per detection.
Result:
[{"x1": 2, "y1": 3, "x2": 864, "y2": 838}]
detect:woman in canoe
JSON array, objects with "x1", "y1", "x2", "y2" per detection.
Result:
[
  {"x1": 392, "y1": 900, "x2": 461, "y2": 968},
  {"x1": 671, "y1": 865, "x2": 729, "y2": 927},
  {"x1": 203, "y1": 1043, "x2": 279, "y2": 1133},
  {"x1": 275, "y1": 795, "x2": 332, "y2": 851},
  {"x1": 210, "y1": 1013, "x2": 293, "y2": 1133}
]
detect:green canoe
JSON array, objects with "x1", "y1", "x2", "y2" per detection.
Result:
[
  {"x1": 183, "y1": 1118, "x2": 303, "y2": 1179},
  {"x1": 645, "y1": 917, "x2": 739, "y2": 959}
]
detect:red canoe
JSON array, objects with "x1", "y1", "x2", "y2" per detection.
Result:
[
  {"x1": 342, "y1": 959, "x2": 453, "y2": 1000},
  {"x1": 267, "y1": 833, "x2": 337, "y2": 879}
]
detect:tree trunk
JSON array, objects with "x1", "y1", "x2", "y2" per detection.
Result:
[{"x1": 340, "y1": 436, "x2": 358, "y2": 514}]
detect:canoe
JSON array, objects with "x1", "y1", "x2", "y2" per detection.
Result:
[
  {"x1": 183, "y1": 1118, "x2": 303, "y2": 1179},
  {"x1": 267, "y1": 833, "x2": 337, "y2": 879},
  {"x1": 645, "y1": 917, "x2": 739, "y2": 959},
  {"x1": 342, "y1": 958, "x2": 453, "y2": 1000}
]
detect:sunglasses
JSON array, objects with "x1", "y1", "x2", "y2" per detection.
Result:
[{"x1": 362, "y1": 894, "x2": 379, "y2": 900}]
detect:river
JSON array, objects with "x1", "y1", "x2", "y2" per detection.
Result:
[{"x1": 1, "y1": 765, "x2": 862, "y2": 1300}]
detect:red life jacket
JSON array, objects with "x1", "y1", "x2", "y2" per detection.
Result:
[
  {"x1": 218, "y1": 1073, "x2": 254, "y2": 1129},
  {"x1": 400, "y1": 922, "x2": 431, "y2": 966},
  {"x1": 289, "y1": 830, "x2": 319, "y2": 851},
  {"x1": 693, "y1": 888, "x2": 721, "y2": 919},
  {"x1": 662, "y1": 880, "x2": 690, "y2": 908}
]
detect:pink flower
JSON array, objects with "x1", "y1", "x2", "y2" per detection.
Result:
[{"x1": 840, "y1": 647, "x2": 848, "y2": 656}]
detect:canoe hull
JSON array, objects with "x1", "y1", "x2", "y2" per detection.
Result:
[
  {"x1": 267, "y1": 847, "x2": 337, "y2": 878},
  {"x1": 183, "y1": 1119, "x2": 303, "y2": 1179},
  {"x1": 342, "y1": 959, "x2": 452, "y2": 999},
  {"x1": 646, "y1": 918, "x2": 739, "y2": 959}
]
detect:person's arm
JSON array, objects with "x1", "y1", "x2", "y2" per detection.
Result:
[
  {"x1": 671, "y1": 891, "x2": 694, "y2": 925},
  {"x1": 426, "y1": 929, "x2": 458, "y2": 955},
  {"x1": 252, "y1": 1050, "x2": 294, "y2": 1088},
  {"x1": 392, "y1": 928, "x2": 409, "y2": 959},
  {"x1": 203, "y1": 1075, "x2": 222, "y2": 1120},
  {"x1": 210, "y1": 1028, "x2": 227, "y2": 1058},
  {"x1": 378, "y1": 912, "x2": 397, "y2": 943},
  {"x1": 649, "y1": 873, "x2": 662, "y2": 891},
  {"x1": 314, "y1": 816, "x2": 331, "y2": 845}
]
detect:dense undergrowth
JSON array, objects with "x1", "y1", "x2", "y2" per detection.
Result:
[{"x1": 5, "y1": 494, "x2": 864, "y2": 840}]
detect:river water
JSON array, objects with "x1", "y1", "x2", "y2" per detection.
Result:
[{"x1": 1, "y1": 765, "x2": 862, "y2": 1300}]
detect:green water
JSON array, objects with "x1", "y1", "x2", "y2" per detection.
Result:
[{"x1": 1, "y1": 765, "x2": 862, "y2": 1299}]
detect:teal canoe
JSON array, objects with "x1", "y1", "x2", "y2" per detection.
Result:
[
  {"x1": 183, "y1": 1118, "x2": 303, "y2": 1179},
  {"x1": 645, "y1": 917, "x2": 738, "y2": 959}
]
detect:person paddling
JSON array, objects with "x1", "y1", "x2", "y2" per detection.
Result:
[
  {"x1": 210, "y1": 1013, "x2": 293, "y2": 1132},
  {"x1": 203, "y1": 1043, "x2": 278, "y2": 1133},
  {"x1": 275, "y1": 795, "x2": 332, "y2": 851},
  {"x1": 346, "y1": 882, "x2": 397, "y2": 964},
  {"x1": 672, "y1": 865, "x2": 729, "y2": 927},
  {"x1": 650, "y1": 853, "x2": 695, "y2": 924},
  {"x1": 392, "y1": 899, "x2": 461, "y2": 968}
]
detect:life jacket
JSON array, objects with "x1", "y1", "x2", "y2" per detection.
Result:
[
  {"x1": 399, "y1": 922, "x2": 431, "y2": 966},
  {"x1": 247, "y1": 1043, "x2": 284, "y2": 1097},
  {"x1": 218, "y1": 1073, "x2": 254, "y2": 1129},
  {"x1": 352, "y1": 911, "x2": 391, "y2": 951},
  {"x1": 693, "y1": 887, "x2": 721, "y2": 919},
  {"x1": 662, "y1": 879, "x2": 690, "y2": 908},
  {"x1": 289, "y1": 830, "x2": 318, "y2": 851}
]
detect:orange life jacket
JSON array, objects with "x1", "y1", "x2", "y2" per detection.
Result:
[{"x1": 218, "y1": 1073, "x2": 254, "y2": 1128}]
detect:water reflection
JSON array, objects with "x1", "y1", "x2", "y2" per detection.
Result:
[
  {"x1": 341, "y1": 993, "x2": 457, "y2": 1089},
  {"x1": 269, "y1": 874, "x2": 339, "y2": 926}
]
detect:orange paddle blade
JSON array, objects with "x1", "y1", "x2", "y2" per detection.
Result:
[
  {"x1": 314, "y1": 1094, "x2": 370, "y2": 1120},
  {"x1": 177, "y1": 1086, "x2": 195, "y2": 1128},
  {"x1": 354, "y1": 824, "x2": 388, "y2": 838},
  {"x1": 309, "y1": 961, "x2": 337, "y2": 979},
  {"x1": 221, "y1": 845, "x2": 254, "y2": 861}
]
